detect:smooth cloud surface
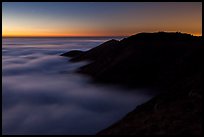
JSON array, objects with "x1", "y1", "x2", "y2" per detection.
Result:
[{"x1": 2, "y1": 37, "x2": 154, "y2": 135}]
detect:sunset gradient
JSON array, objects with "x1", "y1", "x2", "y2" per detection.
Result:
[{"x1": 2, "y1": 2, "x2": 202, "y2": 37}]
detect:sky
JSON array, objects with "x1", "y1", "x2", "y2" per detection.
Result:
[{"x1": 2, "y1": 2, "x2": 202, "y2": 37}]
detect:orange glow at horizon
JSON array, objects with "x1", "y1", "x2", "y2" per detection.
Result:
[
  {"x1": 2, "y1": 2, "x2": 202, "y2": 37},
  {"x1": 2, "y1": 32, "x2": 127, "y2": 37},
  {"x1": 2, "y1": 30, "x2": 202, "y2": 37}
]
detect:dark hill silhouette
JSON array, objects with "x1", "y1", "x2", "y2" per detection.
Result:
[
  {"x1": 64, "y1": 39, "x2": 120, "y2": 62},
  {"x1": 61, "y1": 32, "x2": 202, "y2": 88},
  {"x1": 60, "y1": 50, "x2": 84, "y2": 58},
  {"x1": 61, "y1": 32, "x2": 203, "y2": 135}
]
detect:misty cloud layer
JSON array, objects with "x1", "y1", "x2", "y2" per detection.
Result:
[{"x1": 2, "y1": 38, "x2": 154, "y2": 135}]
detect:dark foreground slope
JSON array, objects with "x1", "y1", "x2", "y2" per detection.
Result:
[
  {"x1": 97, "y1": 72, "x2": 202, "y2": 135},
  {"x1": 61, "y1": 32, "x2": 203, "y2": 135}
]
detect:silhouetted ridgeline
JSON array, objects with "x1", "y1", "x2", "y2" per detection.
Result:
[{"x1": 61, "y1": 32, "x2": 203, "y2": 135}]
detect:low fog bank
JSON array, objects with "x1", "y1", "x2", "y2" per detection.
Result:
[{"x1": 2, "y1": 38, "x2": 154, "y2": 135}]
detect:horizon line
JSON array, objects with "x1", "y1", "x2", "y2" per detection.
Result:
[
  {"x1": 2, "y1": 32, "x2": 202, "y2": 38},
  {"x1": 2, "y1": 35, "x2": 128, "y2": 38}
]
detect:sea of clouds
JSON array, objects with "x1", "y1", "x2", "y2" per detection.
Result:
[{"x1": 2, "y1": 38, "x2": 155, "y2": 135}]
